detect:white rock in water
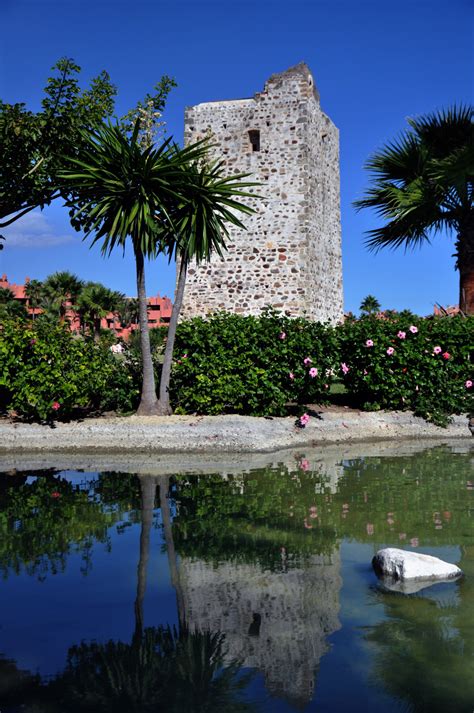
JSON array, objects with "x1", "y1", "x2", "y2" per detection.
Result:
[{"x1": 372, "y1": 548, "x2": 462, "y2": 581}]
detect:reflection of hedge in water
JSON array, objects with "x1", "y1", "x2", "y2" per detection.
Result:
[
  {"x1": 171, "y1": 470, "x2": 339, "y2": 568},
  {"x1": 0, "y1": 472, "x2": 142, "y2": 580},
  {"x1": 336, "y1": 448, "x2": 474, "y2": 547},
  {"x1": 171, "y1": 448, "x2": 474, "y2": 566}
]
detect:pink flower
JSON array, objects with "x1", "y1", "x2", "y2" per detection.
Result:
[
  {"x1": 466, "y1": 380, "x2": 473, "y2": 388},
  {"x1": 279, "y1": 332, "x2": 286, "y2": 340},
  {"x1": 299, "y1": 413, "x2": 310, "y2": 427},
  {"x1": 289, "y1": 372, "x2": 295, "y2": 380},
  {"x1": 309, "y1": 367, "x2": 318, "y2": 378},
  {"x1": 303, "y1": 356, "x2": 312, "y2": 365},
  {"x1": 341, "y1": 362, "x2": 350, "y2": 375},
  {"x1": 399, "y1": 532, "x2": 406, "y2": 540},
  {"x1": 442, "y1": 352, "x2": 450, "y2": 360},
  {"x1": 324, "y1": 383, "x2": 329, "y2": 389},
  {"x1": 365, "y1": 339, "x2": 374, "y2": 347},
  {"x1": 386, "y1": 347, "x2": 395, "y2": 356},
  {"x1": 29, "y1": 338, "x2": 37, "y2": 346},
  {"x1": 433, "y1": 346, "x2": 442, "y2": 355},
  {"x1": 410, "y1": 537, "x2": 419, "y2": 547},
  {"x1": 51, "y1": 401, "x2": 60, "y2": 411},
  {"x1": 363, "y1": 369, "x2": 368, "y2": 375},
  {"x1": 182, "y1": 354, "x2": 188, "y2": 359},
  {"x1": 51, "y1": 491, "x2": 61, "y2": 499},
  {"x1": 309, "y1": 505, "x2": 318, "y2": 514},
  {"x1": 397, "y1": 331, "x2": 406, "y2": 339},
  {"x1": 299, "y1": 458, "x2": 310, "y2": 471},
  {"x1": 409, "y1": 325, "x2": 418, "y2": 334},
  {"x1": 303, "y1": 518, "x2": 313, "y2": 530}
]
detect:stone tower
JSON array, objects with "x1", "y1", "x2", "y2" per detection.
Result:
[{"x1": 181, "y1": 63, "x2": 343, "y2": 323}]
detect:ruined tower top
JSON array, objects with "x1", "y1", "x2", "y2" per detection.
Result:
[
  {"x1": 181, "y1": 65, "x2": 343, "y2": 324},
  {"x1": 262, "y1": 62, "x2": 320, "y2": 102}
]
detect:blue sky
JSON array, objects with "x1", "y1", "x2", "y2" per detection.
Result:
[{"x1": 1, "y1": 0, "x2": 472, "y2": 315}]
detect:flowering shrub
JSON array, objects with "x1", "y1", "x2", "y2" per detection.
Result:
[
  {"x1": 0, "y1": 320, "x2": 136, "y2": 421},
  {"x1": 171, "y1": 311, "x2": 339, "y2": 416},
  {"x1": 337, "y1": 315, "x2": 473, "y2": 426}
]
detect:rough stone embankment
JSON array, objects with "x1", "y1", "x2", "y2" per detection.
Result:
[{"x1": 0, "y1": 410, "x2": 470, "y2": 456}]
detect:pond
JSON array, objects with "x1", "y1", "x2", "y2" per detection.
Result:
[{"x1": 0, "y1": 442, "x2": 472, "y2": 712}]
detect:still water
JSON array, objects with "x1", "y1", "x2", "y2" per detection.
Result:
[{"x1": 0, "y1": 443, "x2": 472, "y2": 712}]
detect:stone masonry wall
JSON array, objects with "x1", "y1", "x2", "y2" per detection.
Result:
[{"x1": 181, "y1": 63, "x2": 343, "y2": 323}]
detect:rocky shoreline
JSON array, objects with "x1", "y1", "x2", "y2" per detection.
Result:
[{"x1": 0, "y1": 410, "x2": 471, "y2": 456}]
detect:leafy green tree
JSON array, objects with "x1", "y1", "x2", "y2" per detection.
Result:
[
  {"x1": 157, "y1": 159, "x2": 257, "y2": 415},
  {"x1": 120, "y1": 76, "x2": 177, "y2": 149},
  {"x1": 359, "y1": 294, "x2": 381, "y2": 316},
  {"x1": 0, "y1": 58, "x2": 117, "y2": 229},
  {"x1": 355, "y1": 106, "x2": 474, "y2": 314},
  {"x1": 60, "y1": 122, "x2": 209, "y2": 415}
]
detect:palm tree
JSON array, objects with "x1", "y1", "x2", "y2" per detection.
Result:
[
  {"x1": 24, "y1": 278, "x2": 43, "y2": 319},
  {"x1": 359, "y1": 294, "x2": 381, "y2": 316},
  {"x1": 355, "y1": 106, "x2": 474, "y2": 314},
  {"x1": 60, "y1": 122, "x2": 209, "y2": 415},
  {"x1": 41, "y1": 270, "x2": 84, "y2": 322},
  {"x1": 0, "y1": 287, "x2": 28, "y2": 319},
  {"x1": 118, "y1": 297, "x2": 140, "y2": 328},
  {"x1": 77, "y1": 282, "x2": 124, "y2": 339},
  {"x1": 157, "y1": 159, "x2": 257, "y2": 415}
]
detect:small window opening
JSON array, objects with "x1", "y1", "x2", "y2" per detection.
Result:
[{"x1": 248, "y1": 129, "x2": 260, "y2": 152}]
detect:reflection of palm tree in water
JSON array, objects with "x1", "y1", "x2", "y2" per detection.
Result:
[
  {"x1": 46, "y1": 474, "x2": 255, "y2": 713},
  {"x1": 0, "y1": 474, "x2": 255, "y2": 712}
]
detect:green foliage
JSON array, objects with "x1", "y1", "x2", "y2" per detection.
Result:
[
  {"x1": 76, "y1": 282, "x2": 125, "y2": 337},
  {"x1": 127, "y1": 326, "x2": 167, "y2": 355},
  {"x1": 0, "y1": 57, "x2": 117, "y2": 226},
  {"x1": 0, "y1": 319, "x2": 129, "y2": 420},
  {"x1": 171, "y1": 310, "x2": 338, "y2": 416},
  {"x1": 355, "y1": 105, "x2": 474, "y2": 252},
  {"x1": 0, "y1": 287, "x2": 28, "y2": 320},
  {"x1": 337, "y1": 315, "x2": 474, "y2": 425},
  {"x1": 359, "y1": 294, "x2": 381, "y2": 316},
  {"x1": 120, "y1": 75, "x2": 177, "y2": 148},
  {"x1": 40, "y1": 270, "x2": 84, "y2": 320}
]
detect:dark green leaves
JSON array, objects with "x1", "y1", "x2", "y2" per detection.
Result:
[{"x1": 355, "y1": 105, "x2": 474, "y2": 253}]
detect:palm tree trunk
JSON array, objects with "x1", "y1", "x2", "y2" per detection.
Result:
[
  {"x1": 94, "y1": 317, "x2": 101, "y2": 342},
  {"x1": 157, "y1": 260, "x2": 187, "y2": 415},
  {"x1": 159, "y1": 475, "x2": 186, "y2": 627},
  {"x1": 458, "y1": 223, "x2": 474, "y2": 315},
  {"x1": 133, "y1": 476, "x2": 157, "y2": 644},
  {"x1": 135, "y1": 247, "x2": 160, "y2": 415}
]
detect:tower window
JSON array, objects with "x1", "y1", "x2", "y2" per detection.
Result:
[{"x1": 248, "y1": 129, "x2": 260, "y2": 152}]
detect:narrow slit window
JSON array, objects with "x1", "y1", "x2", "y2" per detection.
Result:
[{"x1": 248, "y1": 129, "x2": 260, "y2": 152}]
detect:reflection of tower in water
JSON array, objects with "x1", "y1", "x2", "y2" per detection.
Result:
[{"x1": 179, "y1": 551, "x2": 342, "y2": 707}]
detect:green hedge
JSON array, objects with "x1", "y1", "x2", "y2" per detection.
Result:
[
  {"x1": 1, "y1": 312, "x2": 472, "y2": 425},
  {"x1": 0, "y1": 320, "x2": 138, "y2": 421},
  {"x1": 171, "y1": 311, "x2": 339, "y2": 416},
  {"x1": 338, "y1": 315, "x2": 473, "y2": 425}
]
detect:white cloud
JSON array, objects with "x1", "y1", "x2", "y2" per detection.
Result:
[{"x1": 2, "y1": 212, "x2": 75, "y2": 249}]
